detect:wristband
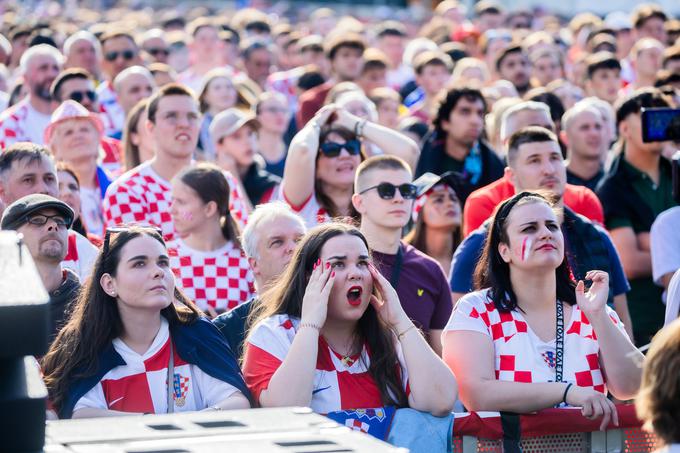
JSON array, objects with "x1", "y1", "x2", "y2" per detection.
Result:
[
  {"x1": 562, "y1": 383, "x2": 573, "y2": 405},
  {"x1": 396, "y1": 324, "x2": 417, "y2": 341},
  {"x1": 354, "y1": 119, "x2": 367, "y2": 138},
  {"x1": 300, "y1": 321, "x2": 321, "y2": 331}
]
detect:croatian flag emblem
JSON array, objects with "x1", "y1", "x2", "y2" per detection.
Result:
[
  {"x1": 542, "y1": 351, "x2": 557, "y2": 369},
  {"x1": 346, "y1": 419, "x2": 370, "y2": 433}
]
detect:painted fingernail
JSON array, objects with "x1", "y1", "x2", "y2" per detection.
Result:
[
  {"x1": 331, "y1": 271, "x2": 335, "y2": 277},
  {"x1": 325, "y1": 262, "x2": 330, "y2": 269}
]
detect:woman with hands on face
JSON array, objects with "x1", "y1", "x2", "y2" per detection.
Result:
[
  {"x1": 242, "y1": 222, "x2": 457, "y2": 415},
  {"x1": 442, "y1": 191, "x2": 643, "y2": 431},
  {"x1": 280, "y1": 104, "x2": 420, "y2": 228}
]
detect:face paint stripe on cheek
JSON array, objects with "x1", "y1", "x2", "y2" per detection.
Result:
[
  {"x1": 181, "y1": 211, "x2": 193, "y2": 221},
  {"x1": 521, "y1": 237, "x2": 532, "y2": 262}
]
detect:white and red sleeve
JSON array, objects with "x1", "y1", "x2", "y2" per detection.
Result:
[{"x1": 103, "y1": 183, "x2": 149, "y2": 229}]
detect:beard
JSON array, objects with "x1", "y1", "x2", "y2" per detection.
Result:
[{"x1": 34, "y1": 81, "x2": 53, "y2": 101}]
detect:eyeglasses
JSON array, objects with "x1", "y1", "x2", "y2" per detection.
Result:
[
  {"x1": 69, "y1": 90, "x2": 97, "y2": 103},
  {"x1": 104, "y1": 50, "x2": 136, "y2": 62},
  {"x1": 25, "y1": 213, "x2": 71, "y2": 227},
  {"x1": 145, "y1": 47, "x2": 169, "y2": 57},
  {"x1": 102, "y1": 224, "x2": 163, "y2": 256},
  {"x1": 359, "y1": 182, "x2": 418, "y2": 200},
  {"x1": 319, "y1": 139, "x2": 361, "y2": 158}
]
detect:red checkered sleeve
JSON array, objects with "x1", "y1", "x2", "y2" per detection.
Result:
[
  {"x1": 224, "y1": 171, "x2": 249, "y2": 229},
  {"x1": 103, "y1": 183, "x2": 149, "y2": 229},
  {"x1": 0, "y1": 111, "x2": 23, "y2": 150},
  {"x1": 444, "y1": 291, "x2": 493, "y2": 336}
]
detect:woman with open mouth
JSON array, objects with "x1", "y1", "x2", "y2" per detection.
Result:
[{"x1": 242, "y1": 222, "x2": 457, "y2": 416}]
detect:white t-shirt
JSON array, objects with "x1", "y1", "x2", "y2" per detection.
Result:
[
  {"x1": 74, "y1": 318, "x2": 239, "y2": 414},
  {"x1": 0, "y1": 98, "x2": 52, "y2": 148},
  {"x1": 651, "y1": 206, "x2": 680, "y2": 301},
  {"x1": 445, "y1": 289, "x2": 628, "y2": 398},
  {"x1": 664, "y1": 269, "x2": 680, "y2": 326},
  {"x1": 79, "y1": 185, "x2": 104, "y2": 237}
]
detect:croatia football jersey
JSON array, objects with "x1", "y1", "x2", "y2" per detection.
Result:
[
  {"x1": 276, "y1": 187, "x2": 330, "y2": 228},
  {"x1": 445, "y1": 289, "x2": 629, "y2": 395},
  {"x1": 97, "y1": 81, "x2": 125, "y2": 138},
  {"x1": 0, "y1": 98, "x2": 52, "y2": 148},
  {"x1": 73, "y1": 318, "x2": 240, "y2": 414},
  {"x1": 62, "y1": 230, "x2": 98, "y2": 281},
  {"x1": 243, "y1": 314, "x2": 409, "y2": 414},
  {"x1": 167, "y1": 238, "x2": 254, "y2": 313},
  {"x1": 103, "y1": 161, "x2": 248, "y2": 241}
]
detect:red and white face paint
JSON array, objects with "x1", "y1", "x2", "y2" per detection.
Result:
[{"x1": 521, "y1": 236, "x2": 532, "y2": 262}]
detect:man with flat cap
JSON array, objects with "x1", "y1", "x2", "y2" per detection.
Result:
[{"x1": 2, "y1": 194, "x2": 81, "y2": 344}]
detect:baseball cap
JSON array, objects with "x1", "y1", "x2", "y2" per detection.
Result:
[{"x1": 209, "y1": 108, "x2": 259, "y2": 144}]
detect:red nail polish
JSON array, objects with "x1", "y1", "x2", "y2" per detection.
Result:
[
  {"x1": 331, "y1": 271, "x2": 335, "y2": 277},
  {"x1": 325, "y1": 262, "x2": 330, "y2": 269}
]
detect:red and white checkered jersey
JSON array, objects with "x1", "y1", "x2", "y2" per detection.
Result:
[
  {"x1": 167, "y1": 238, "x2": 254, "y2": 313},
  {"x1": 243, "y1": 314, "x2": 409, "y2": 414},
  {"x1": 275, "y1": 187, "x2": 330, "y2": 229},
  {"x1": 100, "y1": 136, "x2": 123, "y2": 176},
  {"x1": 62, "y1": 230, "x2": 98, "y2": 281},
  {"x1": 97, "y1": 81, "x2": 125, "y2": 137},
  {"x1": 0, "y1": 98, "x2": 52, "y2": 148},
  {"x1": 103, "y1": 161, "x2": 249, "y2": 241},
  {"x1": 73, "y1": 318, "x2": 239, "y2": 415},
  {"x1": 445, "y1": 290, "x2": 629, "y2": 395}
]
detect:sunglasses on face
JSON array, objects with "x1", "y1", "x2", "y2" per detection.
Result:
[
  {"x1": 104, "y1": 50, "x2": 136, "y2": 62},
  {"x1": 146, "y1": 47, "x2": 169, "y2": 57},
  {"x1": 25, "y1": 213, "x2": 71, "y2": 227},
  {"x1": 319, "y1": 139, "x2": 361, "y2": 158},
  {"x1": 69, "y1": 90, "x2": 97, "y2": 103},
  {"x1": 359, "y1": 182, "x2": 418, "y2": 200}
]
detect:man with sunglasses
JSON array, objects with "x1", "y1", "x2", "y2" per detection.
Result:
[
  {"x1": 50, "y1": 68, "x2": 123, "y2": 175},
  {"x1": 1, "y1": 194, "x2": 81, "y2": 345},
  {"x1": 352, "y1": 155, "x2": 453, "y2": 356},
  {"x1": 0, "y1": 44, "x2": 62, "y2": 148},
  {"x1": 97, "y1": 30, "x2": 142, "y2": 138},
  {"x1": 140, "y1": 29, "x2": 170, "y2": 65}
]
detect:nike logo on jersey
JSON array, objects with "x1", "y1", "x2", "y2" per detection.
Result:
[
  {"x1": 312, "y1": 386, "x2": 331, "y2": 395},
  {"x1": 108, "y1": 396, "x2": 124, "y2": 408}
]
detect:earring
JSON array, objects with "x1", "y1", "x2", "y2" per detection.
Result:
[{"x1": 110, "y1": 291, "x2": 117, "y2": 297}]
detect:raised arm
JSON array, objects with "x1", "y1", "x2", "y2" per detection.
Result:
[
  {"x1": 369, "y1": 264, "x2": 456, "y2": 416},
  {"x1": 282, "y1": 106, "x2": 336, "y2": 207},
  {"x1": 332, "y1": 109, "x2": 420, "y2": 171}
]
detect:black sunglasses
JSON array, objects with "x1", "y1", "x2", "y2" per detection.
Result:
[
  {"x1": 359, "y1": 182, "x2": 417, "y2": 200},
  {"x1": 319, "y1": 139, "x2": 361, "y2": 158},
  {"x1": 102, "y1": 224, "x2": 163, "y2": 256},
  {"x1": 104, "y1": 50, "x2": 136, "y2": 62},
  {"x1": 146, "y1": 47, "x2": 169, "y2": 57},
  {"x1": 69, "y1": 90, "x2": 97, "y2": 103}
]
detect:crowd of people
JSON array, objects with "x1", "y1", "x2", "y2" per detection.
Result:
[{"x1": 1, "y1": 0, "x2": 680, "y2": 449}]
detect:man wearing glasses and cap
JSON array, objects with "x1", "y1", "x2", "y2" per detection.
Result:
[
  {"x1": 1, "y1": 193, "x2": 81, "y2": 344},
  {"x1": 352, "y1": 155, "x2": 453, "y2": 356}
]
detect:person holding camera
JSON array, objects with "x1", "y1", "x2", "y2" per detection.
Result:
[{"x1": 597, "y1": 88, "x2": 678, "y2": 346}]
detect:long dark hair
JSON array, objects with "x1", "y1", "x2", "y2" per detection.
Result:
[
  {"x1": 404, "y1": 186, "x2": 462, "y2": 257},
  {"x1": 175, "y1": 163, "x2": 241, "y2": 247},
  {"x1": 315, "y1": 126, "x2": 361, "y2": 221},
  {"x1": 41, "y1": 227, "x2": 201, "y2": 413},
  {"x1": 473, "y1": 191, "x2": 576, "y2": 312},
  {"x1": 248, "y1": 222, "x2": 409, "y2": 407}
]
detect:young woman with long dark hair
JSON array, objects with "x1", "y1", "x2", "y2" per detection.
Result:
[
  {"x1": 280, "y1": 105, "x2": 420, "y2": 228},
  {"x1": 168, "y1": 163, "x2": 254, "y2": 317},
  {"x1": 442, "y1": 192, "x2": 642, "y2": 430},
  {"x1": 42, "y1": 226, "x2": 251, "y2": 419},
  {"x1": 243, "y1": 222, "x2": 456, "y2": 414},
  {"x1": 404, "y1": 172, "x2": 463, "y2": 274}
]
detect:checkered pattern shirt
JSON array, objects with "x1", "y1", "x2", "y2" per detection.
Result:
[
  {"x1": 102, "y1": 161, "x2": 248, "y2": 242},
  {"x1": 276, "y1": 187, "x2": 330, "y2": 229},
  {"x1": 0, "y1": 98, "x2": 52, "y2": 148},
  {"x1": 62, "y1": 230, "x2": 98, "y2": 281},
  {"x1": 73, "y1": 318, "x2": 239, "y2": 414},
  {"x1": 446, "y1": 290, "x2": 628, "y2": 395},
  {"x1": 167, "y1": 239, "x2": 255, "y2": 313},
  {"x1": 243, "y1": 314, "x2": 409, "y2": 414},
  {"x1": 97, "y1": 81, "x2": 125, "y2": 137}
]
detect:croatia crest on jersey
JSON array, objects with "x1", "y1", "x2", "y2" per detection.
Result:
[
  {"x1": 326, "y1": 406, "x2": 396, "y2": 440},
  {"x1": 173, "y1": 373, "x2": 190, "y2": 407},
  {"x1": 542, "y1": 351, "x2": 557, "y2": 369}
]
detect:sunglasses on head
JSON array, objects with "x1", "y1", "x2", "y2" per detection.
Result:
[
  {"x1": 102, "y1": 224, "x2": 164, "y2": 256},
  {"x1": 359, "y1": 182, "x2": 418, "y2": 200},
  {"x1": 69, "y1": 90, "x2": 97, "y2": 103},
  {"x1": 104, "y1": 50, "x2": 136, "y2": 62},
  {"x1": 319, "y1": 139, "x2": 361, "y2": 157}
]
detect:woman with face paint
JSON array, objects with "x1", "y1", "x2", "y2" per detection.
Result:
[
  {"x1": 168, "y1": 163, "x2": 255, "y2": 317},
  {"x1": 442, "y1": 191, "x2": 643, "y2": 430}
]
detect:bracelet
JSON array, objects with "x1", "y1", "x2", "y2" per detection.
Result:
[
  {"x1": 562, "y1": 383, "x2": 573, "y2": 405},
  {"x1": 210, "y1": 405, "x2": 222, "y2": 411},
  {"x1": 396, "y1": 324, "x2": 417, "y2": 341},
  {"x1": 299, "y1": 321, "x2": 321, "y2": 331},
  {"x1": 354, "y1": 119, "x2": 367, "y2": 138}
]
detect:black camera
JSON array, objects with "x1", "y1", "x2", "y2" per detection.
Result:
[{"x1": 641, "y1": 108, "x2": 680, "y2": 143}]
